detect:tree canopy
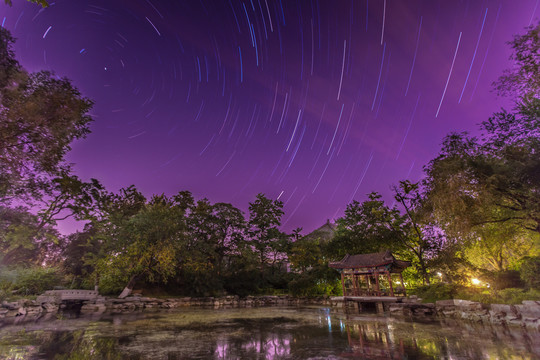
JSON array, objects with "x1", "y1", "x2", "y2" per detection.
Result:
[{"x1": 0, "y1": 29, "x2": 93, "y2": 206}]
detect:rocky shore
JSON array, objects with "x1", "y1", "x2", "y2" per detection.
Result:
[
  {"x1": 385, "y1": 298, "x2": 540, "y2": 330},
  {"x1": 1, "y1": 292, "x2": 539, "y2": 330},
  {"x1": 0, "y1": 294, "x2": 331, "y2": 322}
]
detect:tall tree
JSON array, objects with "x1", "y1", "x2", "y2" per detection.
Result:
[
  {"x1": 392, "y1": 181, "x2": 445, "y2": 285},
  {"x1": 98, "y1": 194, "x2": 188, "y2": 298},
  {"x1": 0, "y1": 29, "x2": 93, "y2": 205},
  {"x1": 0, "y1": 206, "x2": 60, "y2": 266},
  {"x1": 328, "y1": 192, "x2": 397, "y2": 259},
  {"x1": 424, "y1": 23, "x2": 540, "y2": 282},
  {"x1": 247, "y1": 194, "x2": 286, "y2": 270}
]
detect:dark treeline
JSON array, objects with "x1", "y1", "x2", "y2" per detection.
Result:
[{"x1": 1, "y1": 21, "x2": 539, "y2": 301}]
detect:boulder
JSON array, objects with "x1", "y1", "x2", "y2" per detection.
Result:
[{"x1": 41, "y1": 303, "x2": 58, "y2": 313}]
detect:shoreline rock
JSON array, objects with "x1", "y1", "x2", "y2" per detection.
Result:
[
  {"x1": 383, "y1": 298, "x2": 540, "y2": 330},
  {"x1": 2, "y1": 294, "x2": 539, "y2": 330}
]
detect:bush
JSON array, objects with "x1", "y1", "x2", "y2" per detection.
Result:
[
  {"x1": 482, "y1": 270, "x2": 524, "y2": 290},
  {"x1": 520, "y1": 256, "x2": 540, "y2": 289},
  {"x1": 409, "y1": 283, "x2": 540, "y2": 304},
  {"x1": 409, "y1": 283, "x2": 461, "y2": 303},
  {"x1": 288, "y1": 266, "x2": 342, "y2": 297},
  {"x1": 495, "y1": 288, "x2": 540, "y2": 304},
  {"x1": 0, "y1": 266, "x2": 63, "y2": 299}
]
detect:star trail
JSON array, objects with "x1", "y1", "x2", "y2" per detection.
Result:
[{"x1": 1, "y1": 0, "x2": 538, "y2": 233}]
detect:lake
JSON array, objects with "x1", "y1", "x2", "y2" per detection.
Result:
[{"x1": 0, "y1": 306, "x2": 538, "y2": 359}]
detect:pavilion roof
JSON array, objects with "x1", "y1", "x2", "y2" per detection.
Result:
[{"x1": 328, "y1": 250, "x2": 410, "y2": 270}]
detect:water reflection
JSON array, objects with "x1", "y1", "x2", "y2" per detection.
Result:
[{"x1": 0, "y1": 307, "x2": 538, "y2": 359}]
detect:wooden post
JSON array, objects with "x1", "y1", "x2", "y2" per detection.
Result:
[
  {"x1": 366, "y1": 275, "x2": 371, "y2": 294},
  {"x1": 341, "y1": 271, "x2": 345, "y2": 296},
  {"x1": 374, "y1": 271, "x2": 380, "y2": 296},
  {"x1": 399, "y1": 272, "x2": 406, "y2": 296},
  {"x1": 352, "y1": 273, "x2": 358, "y2": 296},
  {"x1": 386, "y1": 271, "x2": 394, "y2": 297}
]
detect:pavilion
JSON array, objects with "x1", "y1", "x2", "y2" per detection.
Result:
[{"x1": 329, "y1": 250, "x2": 410, "y2": 297}]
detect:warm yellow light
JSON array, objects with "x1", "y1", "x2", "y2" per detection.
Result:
[
  {"x1": 437, "y1": 272, "x2": 442, "y2": 277},
  {"x1": 471, "y1": 278, "x2": 481, "y2": 285}
]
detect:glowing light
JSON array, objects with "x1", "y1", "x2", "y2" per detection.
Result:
[
  {"x1": 471, "y1": 278, "x2": 481, "y2": 285},
  {"x1": 437, "y1": 272, "x2": 442, "y2": 277}
]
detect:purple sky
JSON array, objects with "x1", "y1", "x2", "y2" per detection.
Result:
[{"x1": 1, "y1": 0, "x2": 538, "y2": 234}]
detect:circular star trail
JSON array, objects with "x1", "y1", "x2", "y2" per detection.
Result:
[{"x1": 1, "y1": 0, "x2": 538, "y2": 233}]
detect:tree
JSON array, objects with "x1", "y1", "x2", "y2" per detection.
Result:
[
  {"x1": 424, "y1": 23, "x2": 540, "y2": 284},
  {"x1": 0, "y1": 206, "x2": 60, "y2": 266},
  {"x1": 98, "y1": 194, "x2": 187, "y2": 298},
  {"x1": 289, "y1": 237, "x2": 323, "y2": 272},
  {"x1": 0, "y1": 28, "x2": 93, "y2": 205},
  {"x1": 520, "y1": 256, "x2": 540, "y2": 289},
  {"x1": 247, "y1": 194, "x2": 286, "y2": 269},
  {"x1": 328, "y1": 192, "x2": 398, "y2": 259},
  {"x1": 84, "y1": 186, "x2": 147, "y2": 294},
  {"x1": 61, "y1": 228, "x2": 101, "y2": 288},
  {"x1": 180, "y1": 199, "x2": 246, "y2": 295},
  {"x1": 494, "y1": 23, "x2": 539, "y2": 112},
  {"x1": 329, "y1": 184, "x2": 440, "y2": 285},
  {"x1": 391, "y1": 181, "x2": 442, "y2": 285},
  {"x1": 465, "y1": 222, "x2": 535, "y2": 272}
]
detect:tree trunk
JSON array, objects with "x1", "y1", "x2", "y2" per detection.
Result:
[
  {"x1": 118, "y1": 274, "x2": 138, "y2": 299},
  {"x1": 418, "y1": 258, "x2": 430, "y2": 285}
]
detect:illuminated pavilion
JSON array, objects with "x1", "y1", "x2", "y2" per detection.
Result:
[{"x1": 329, "y1": 250, "x2": 410, "y2": 297}]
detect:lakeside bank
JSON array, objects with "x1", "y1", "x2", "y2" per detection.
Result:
[{"x1": 1, "y1": 292, "x2": 540, "y2": 330}]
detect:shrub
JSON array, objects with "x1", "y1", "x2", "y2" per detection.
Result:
[
  {"x1": 288, "y1": 268, "x2": 342, "y2": 297},
  {"x1": 482, "y1": 270, "x2": 524, "y2": 290},
  {"x1": 520, "y1": 256, "x2": 540, "y2": 289},
  {"x1": 409, "y1": 283, "x2": 461, "y2": 303},
  {"x1": 0, "y1": 266, "x2": 62, "y2": 298},
  {"x1": 496, "y1": 288, "x2": 540, "y2": 304}
]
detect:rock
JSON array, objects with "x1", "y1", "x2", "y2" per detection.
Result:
[
  {"x1": 2, "y1": 301, "x2": 21, "y2": 310},
  {"x1": 517, "y1": 302, "x2": 540, "y2": 319},
  {"x1": 436, "y1": 299, "x2": 456, "y2": 307},
  {"x1": 41, "y1": 303, "x2": 58, "y2": 313},
  {"x1": 80, "y1": 303, "x2": 106, "y2": 313},
  {"x1": 25, "y1": 305, "x2": 42, "y2": 315}
]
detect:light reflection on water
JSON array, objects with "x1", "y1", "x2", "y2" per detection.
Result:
[{"x1": 0, "y1": 306, "x2": 538, "y2": 359}]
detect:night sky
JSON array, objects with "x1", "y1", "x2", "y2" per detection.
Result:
[{"x1": 1, "y1": 0, "x2": 538, "y2": 234}]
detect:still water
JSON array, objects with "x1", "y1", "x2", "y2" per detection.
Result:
[{"x1": 0, "y1": 306, "x2": 538, "y2": 359}]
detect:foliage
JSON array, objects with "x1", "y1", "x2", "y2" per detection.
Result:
[
  {"x1": 425, "y1": 24, "x2": 540, "y2": 239},
  {"x1": 329, "y1": 183, "x2": 441, "y2": 285},
  {"x1": 409, "y1": 283, "x2": 540, "y2": 304},
  {"x1": 0, "y1": 28, "x2": 96, "y2": 268},
  {"x1": 3, "y1": 0, "x2": 49, "y2": 7},
  {"x1": 409, "y1": 283, "x2": 460, "y2": 303},
  {"x1": 0, "y1": 33, "x2": 94, "y2": 203},
  {"x1": 0, "y1": 266, "x2": 62, "y2": 299},
  {"x1": 328, "y1": 192, "x2": 397, "y2": 259},
  {"x1": 481, "y1": 270, "x2": 524, "y2": 290},
  {"x1": 0, "y1": 206, "x2": 60, "y2": 266},
  {"x1": 464, "y1": 223, "x2": 535, "y2": 272},
  {"x1": 288, "y1": 266, "x2": 342, "y2": 297},
  {"x1": 494, "y1": 288, "x2": 540, "y2": 304},
  {"x1": 96, "y1": 194, "x2": 186, "y2": 296},
  {"x1": 424, "y1": 23, "x2": 540, "y2": 288},
  {"x1": 288, "y1": 237, "x2": 324, "y2": 272},
  {"x1": 520, "y1": 256, "x2": 540, "y2": 289},
  {"x1": 248, "y1": 194, "x2": 288, "y2": 270}
]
